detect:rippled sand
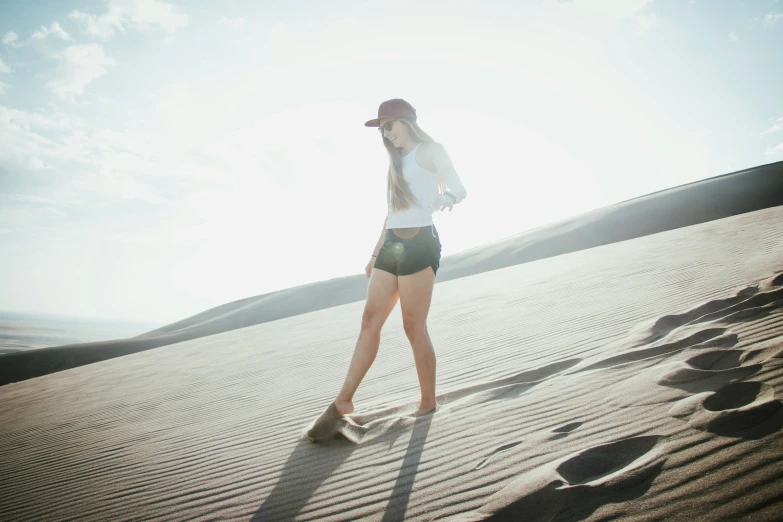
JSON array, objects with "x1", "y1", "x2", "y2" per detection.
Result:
[{"x1": 1, "y1": 206, "x2": 782, "y2": 521}]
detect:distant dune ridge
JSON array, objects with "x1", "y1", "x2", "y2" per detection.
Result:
[
  {"x1": 0, "y1": 312, "x2": 158, "y2": 354},
  {"x1": 1, "y1": 160, "x2": 781, "y2": 387},
  {"x1": 1, "y1": 203, "x2": 781, "y2": 521}
]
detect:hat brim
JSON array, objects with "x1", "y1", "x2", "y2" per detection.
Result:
[{"x1": 364, "y1": 118, "x2": 381, "y2": 127}]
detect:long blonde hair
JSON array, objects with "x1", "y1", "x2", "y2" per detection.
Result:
[{"x1": 383, "y1": 120, "x2": 445, "y2": 212}]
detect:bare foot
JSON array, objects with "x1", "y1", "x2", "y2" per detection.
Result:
[
  {"x1": 413, "y1": 403, "x2": 437, "y2": 417},
  {"x1": 334, "y1": 399, "x2": 354, "y2": 415},
  {"x1": 307, "y1": 402, "x2": 345, "y2": 443}
]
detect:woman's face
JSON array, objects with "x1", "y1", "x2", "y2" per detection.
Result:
[{"x1": 379, "y1": 118, "x2": 411, "y2": 148}]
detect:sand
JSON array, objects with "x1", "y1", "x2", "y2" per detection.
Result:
[
  {"x1": 1, "y1": 205, "x2": 781, "y2": 521},
  {"x1": 1, "y1": 160, "x2": 782, "y2": 387}
]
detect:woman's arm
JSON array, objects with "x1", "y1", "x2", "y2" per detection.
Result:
[
  {"x1": 431, "y1": 143, "x2": 467, "y2": 203},
  {"x1": 372, "y1": 217, "x2": 388, "y2": 256},
  {"x1": 366, "y1": 217, "x2": 387, "y2": 278}
]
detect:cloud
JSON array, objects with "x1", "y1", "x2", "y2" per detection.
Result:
[
  {"x1": 2, "y1": 31, "x2": 18, "y2": 45},
  {"x1": 766, "y1": 141, "x2": 783, "y2": 158},
  {"x1": 69, "y1": 0, "x2": 188, "y2": 40},
  {"x1": 0, "y1": 107, "x2": 69, "y2": 172},
  {"x1": 68, "y1": 11, "x2": 124, "y2": 40},
  {"x1": 31, "y1": 22, "x2": 73, "y2": 41},
  {"x1": 635, "y1": 13, "x2": 659, "y2": 32},
  {"x1": 764, "y1": 13, "x2": 783, "y2": 25},
  {"x1": 218, "y1": 16, "x2": 246, "y2": 30},
  {"x1": 115, "y1": 0, "x2": 189, "y2": 33},
  {"x1": 0, "y1": 106, "x2": 169, "y2": 207},
  {"x1": 0, "y1": 55, "x2": 10, "y2": 94},
  {"x1": 762, "y1": 117, "x2": 783, "y2": 137},
  {"x1": 46, "y1": 44, "x2": 115, "y2": 101},
  {"x1": 729, "y1": 32, "x2": 738, "y2": 42}
]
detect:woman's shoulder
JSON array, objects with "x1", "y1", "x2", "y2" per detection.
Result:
[
  {"x1": 416, "y1": 141, "x2": 447, "y2": 167},
  {"x1": 419, "y1": 141, "x2": 446, "y2": 155}
]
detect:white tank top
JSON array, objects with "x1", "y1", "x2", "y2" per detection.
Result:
[{"x1": 386, "y1": 143, "x2": 440, "y2": 228}]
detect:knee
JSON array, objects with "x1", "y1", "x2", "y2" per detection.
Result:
[
  {"x1": 360, "y1": 309, "x2": 385, "y2": 334},
  {"x1": 402, "y1": 318, "x2": 428, "y2": 344}
]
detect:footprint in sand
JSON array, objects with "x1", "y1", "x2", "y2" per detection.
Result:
[
  {"x1": 693, "y1": 289, "x2": 783, "y2": 326},
  {"x1": 473, "y1": 422, "x2": 584, "y2": 471},
  {"x1": 656, "y1": 349, "x2": 762, "y2": 393},
  {"x1": 668, "y1": 381, "x2": 783, "y2": 439},
  {"x1": 473, "y1": 441, "x2": 525, "y2": 471},
  {"x1": 574, "y1": 272, "x2": 783, "y2": 376},
  {"x1": 447, "y1": 273, "x2": 783, "y2": 519},
  {"x1": 647, "y1": 272, "x2": 783, "y2": 342},
  {"x1": 435, "y1": 435, "x2": 666, "y2": 522},
  {"x1": 657, "y1": 276, "x2": 783, "y2": 439},
  {"x1": 573, "y1": 328, "x2": 734, "y2": 374},
  {"x1": 305, "y1": 359, "x2": 581, "y2": 444},
  {"x1": 739, "y1": 335, "x2": 783, "y2": 365},
  {"x1": 683, "y1": 349, "x2": 745, "y2": 371},
  {"x1": 648, "y1": 287, "x2": 757, "y2": 341},
  {"x1": 549, "y1": 421, "x2": 583, "y2": 441}
]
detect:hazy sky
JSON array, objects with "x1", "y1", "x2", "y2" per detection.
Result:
[{"x1": 1, "y1": 0, "x2": 781, "y2": 324}]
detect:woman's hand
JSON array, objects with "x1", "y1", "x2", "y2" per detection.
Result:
[
  {"x1": 432, "y1": 193, "x2": 455, "y2": 212},
  {"x1": 365, "y1": 257, "x2": 375, "y2": 278}
]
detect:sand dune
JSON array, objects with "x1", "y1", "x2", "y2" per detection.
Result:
[
  {"x1": 0, "y1": 312, "x2": 158, "y2": 354},
  {"x1": 1, "y1": 205, "x2": 781, "y2": 521},
  {"x1": 1, "y1": 160, "x2": 782, "y2": 387}
]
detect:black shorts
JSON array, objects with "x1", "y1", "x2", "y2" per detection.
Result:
[{"x1": 374, "y1": 226, "x2": 442, "y2": 276}]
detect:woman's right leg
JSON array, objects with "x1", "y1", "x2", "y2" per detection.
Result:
[{"x1": 334, "y1": 268, "x2": 399, "y2": 414}]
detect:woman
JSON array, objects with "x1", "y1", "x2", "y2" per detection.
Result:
[{"x1": 334, "y1": 98, "x2": 467, "y2": 420}]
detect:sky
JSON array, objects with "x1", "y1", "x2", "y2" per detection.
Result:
[{"x1": 1, "y1": 0, "x2": 782, "y2": 325}]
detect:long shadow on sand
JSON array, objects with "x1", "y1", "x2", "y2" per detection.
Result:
[
  {"x1": 252, "y1": 415, "x2": 433, "y2": 521},
  {"x1": 380, "y1": 415, "x2": 433, "y2": 522},
  {"x1": 251, "y1": 439, "x2": 356, "y2": 521}
]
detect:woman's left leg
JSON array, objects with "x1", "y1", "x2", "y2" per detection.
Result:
[{"x1": 398, "y1": 266, "x2": 437, "y2": 416}]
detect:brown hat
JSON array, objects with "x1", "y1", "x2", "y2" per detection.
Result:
[{"x1": 364, "y1": 98, "x2": 417, "y2": 127}]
